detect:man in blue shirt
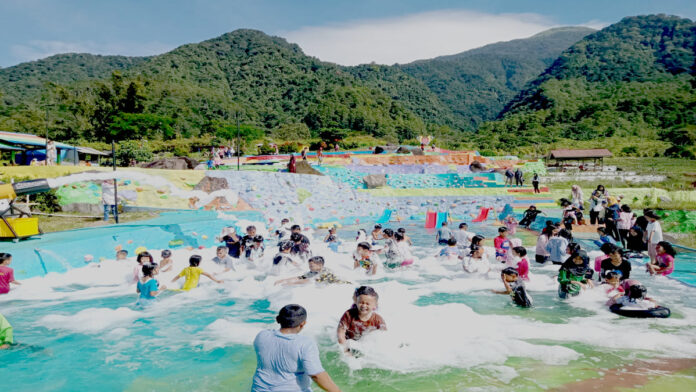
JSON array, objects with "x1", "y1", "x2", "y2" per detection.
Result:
[{"x1": 252, "y1": 304, "x2": 341, "y2": 392}]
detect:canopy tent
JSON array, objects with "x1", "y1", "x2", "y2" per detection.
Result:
[
  {"x1": 0, "y1": 131, "x2": 77, "y2": 165},
  {"x1": 548, "y1": 149, "x2": 613, "y2": 170},
  {"x1": 0, "y1": 142, "x2": 25, "y2": 151}
]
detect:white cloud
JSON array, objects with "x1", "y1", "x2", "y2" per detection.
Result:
[
  {"x1": 283, "y1": 9, "x2": 561, "y2": 65},
  {"x1": 10, "y1": 39, "x2": 175, "y2": 63}
]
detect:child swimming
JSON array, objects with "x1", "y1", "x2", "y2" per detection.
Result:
[
  {"x1": 0, "y1": 253, "x2": 21, "y2": 295},
  {"x1": 275, "y1": 256, "x2": 349, "y2": 286},
  {"x1": 354, "y1": 242, "x2": 378, "y2": 275},
  {"x1": 439, "y1": 238, "x2": 463, "y2": 259},
  {"x1": 171, "y1": 255, "x2": 222, "y2": 291},
  {"x1": 137, "y1": 263, "x2": 166, "y2": 305},
  {"x1": 557, "y1": 250, "x2": 594, "y2": 299},
  {"x1": 337, "y1": 286, "x2": 387, "y2": 354},
  {"x1": 493, "y1": 267, "x2": 533, "y2": 307}
]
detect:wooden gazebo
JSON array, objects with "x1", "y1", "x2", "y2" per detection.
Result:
[{"x1": 548, "y1": 149, "x2": 613, "y2": 170}]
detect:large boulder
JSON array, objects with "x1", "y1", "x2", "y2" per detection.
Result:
[
  {"x1": 396, "y1": 146, "x2": 424, "y2": 155},
  {"x1": 142, "y1": 157, "x2": 198, "y2": 170},
  {"x1": 194, "y1": 176, "x2": 230, "y2": 192},
  {"x1": 294, "y1": 160, "x2": 323, "y2": 175},
  {"x1": 363, "y1": 174, "x2": 387, "y2": 189}
]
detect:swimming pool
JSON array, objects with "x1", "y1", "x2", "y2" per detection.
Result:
[{"x1": 2, "y1": 218, "x2": 696, "y2": 391}]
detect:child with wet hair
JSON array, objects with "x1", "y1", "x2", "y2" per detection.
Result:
[
  {"x1": 137, "y1": 263, "x2": 166, "y2": 305},
  {"x1": 276, "y1": 256, "x2": 350, "y2": 286},
  {"x1": 171, "y1": 255, "x2": 222, "y2": 291},
  {"x1": 493, "y1": 267, "x2": 533, "y2": 308},
  {"x1": 612, "y1": 284, "x2": 658, "y2": 309},
  {"x1": 511, "y1": 246, "x2": 529, "y2": 280},
  {"x1": 439, "y1": 237, "x2": 463, "y2": 259},
  {"x1": 131, "y1": 251, "x2": 154, "y2": 284},
  {"x1": 337, "y1": 286, "x2": 387, "y2": 354},
  {"x1": 394, "y1": 232, "x2": 414, "y2": 267},
  {"x1": 245, "y1": 235, "x2": 265, "y2": 263},
  {"x1": 290, "y1": 232, "x2": 312, "y2": 262},
  {"x1": 353, "y1": 242, "x2": 377, "y2": 275},
  {"x1": 213, "y1": 246, "x2": 236, "y2": 272},
  {"x1": 272, "y1": 241, "x2": 301, "y2": 272}
]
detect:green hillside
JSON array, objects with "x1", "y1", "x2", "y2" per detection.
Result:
[
  {"x1": 399, "y1": 27, "x2": 595, "y2": 130},
  {"x1": 478, "y1": 15, "x2": 696, "y2": 153}
]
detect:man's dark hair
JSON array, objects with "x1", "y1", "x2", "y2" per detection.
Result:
[
  {"x1": 291, "y1": 224, "x2": 302, "y2": 231},
  {"x1": 459, "y1": 223, "x2": 468, "y2": 229},
  {"x1": 276, "y1": 304, "x2": 307, "y2": 328}
]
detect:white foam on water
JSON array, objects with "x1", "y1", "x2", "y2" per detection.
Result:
[{"x1": 4, "y1": 225, "x2": 696, "y2": 378}]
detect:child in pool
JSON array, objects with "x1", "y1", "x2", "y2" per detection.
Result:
[
  {"x1": 394, "y1": 232, "x2": 414, "y2": 267},
  {"x1": 275, "y1": 256, "x2": 350, "y2": 286},
  {"x1": 130, "y1": 251, "x2": 154, "y2": 284},
  {"x1": 600, "y1": 243, "x2": 631, "y2": 282},
  {"x1": 492, "y1": 267, "x2": 533, "y2": 308},
  {"x1": 323, "y1": 227, "x2": 338, "y2": 243},
  {"x1": 647, "y1": 241, "x2": 676, "y2": 276},
  {"x1": 452, "y1": 223, "x2": 474, "y2": 250},
  {"x1": 397, "y1": 228, "x2": 413, "y2": 246},
  {"x1": 0, "y1": 312, "x2": 12, "y2": 349},
  {"x1": 272, "y1": 241, "x2": 301, "y2": 272},
  {"x1": 337, "y1": 286, "x2": 387, "y2": 354},
  {"x1": 212, "y1": 246, "x2": 236, "y2": 272},
  {"x1": 439, "y1": 238, "x2": 463, "y2": 259},
  {"x1": 0, "y1": 253, "x2": 21, "y2": 295},
  {"x1": 504, "y1": 237, "x2": 522, "y2": 267},
  {"x1": 137, "y1": 263, "x2": 166, "y2": 305},
  {"x1": 436, "y1": 221, "x2": 453, "y2": 245},
  {"x1": 377, "y1": 229, "x2": 400, "y2": 267},
  {"x1": 290, "y1": 232, "x2": 312, "y2": 262},
  {"x1": 245, "y1": 235, "x2": 265, "y2": 263},
  {"x1": 371, "y1": 224, "x2": 383, "y2": 244},
  {"x1": 171, "y1": 255, "x2": 222, "y2": 291},
  {"x1": 290, "y1": 225, "x2": 311, "y2": 245},
  {"x1": 494, "y1": 227, "x2": 510, "y2": 261},
  {"x1": 557, "y1": 250, "x2": 594, "y2": 298},
  {"x1": 353, "y1": 242, "x2": 378, "y2": 275},
  {"x1": 592, "y1": 227, "x2": 616, "y2": 248},
  {"x1": 159, "y1": 249, "x2": 173, "y2": 272},
  {"x1": 600, "y1": 271, "x2": 625, "y2": 303},
  {"x1": 610, "y1": 284, "x2": 658, "y2": 309},
  {"x1": 462, "y1": 245, "x2": 492, "y2": 274},
  {"x1": 503, "y1": 215, "x2": 518, "y2": 235},
  {"x1": 240, "y1": 226, "x2": 258, "y2": 258},
  {"x1": 116, "y1": 250, "x2": 128, "y2": 260},
  {"x1": 626, "y1": 226, "x2": 645, "y2": 253},
  {"x1": 546, "y1": 228, "x2": 569, "y2": 265},
  {"x1": 511, "y1": 246, "x2": 529, "y2": 280}
]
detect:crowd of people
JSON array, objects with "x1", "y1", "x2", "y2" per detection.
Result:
[{"x1": 0, "y1": 181, "x2": 684, "y2": 391}]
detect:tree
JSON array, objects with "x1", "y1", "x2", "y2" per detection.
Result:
[{"x1": 273, "y1": 123, "x2": 311, "y2": 141}]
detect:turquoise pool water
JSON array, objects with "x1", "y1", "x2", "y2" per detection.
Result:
[
  {"x1": 313, "y1": 166, "x2": 504, "y2": 189},
  {"x1": 2, "y1": 218, "x2": 696, "y2": 391}
]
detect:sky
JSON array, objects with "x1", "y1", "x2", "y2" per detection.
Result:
[{"x1": 0, "y1": 0, "x2": 695, "y2": 68}]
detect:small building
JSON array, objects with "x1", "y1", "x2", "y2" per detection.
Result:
[
  {"x1": 0, "y1": 131, "x2": 78, "y2": 165},
  {"x1": 548, "y1": 149, "x2": 613, "y2": 170}
]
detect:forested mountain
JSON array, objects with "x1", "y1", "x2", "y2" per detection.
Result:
[
  {"x1": 478, "y1": 15, "x2": 696, "y2": 152},
  {"x1": 398, "y1": 27, "x2": 595, "y2": 130}
]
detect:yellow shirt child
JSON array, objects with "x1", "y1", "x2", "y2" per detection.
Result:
[{"x1": 172, "y1": 256, "x2": 222, "y2": 291}]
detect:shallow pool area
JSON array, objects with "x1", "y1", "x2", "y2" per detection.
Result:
[{"x1": 2, "y1": 217, "x2": 696, "y2": 391}]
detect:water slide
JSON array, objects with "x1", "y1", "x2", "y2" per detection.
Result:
[
  {"x1": 376, "y1": 209, "x2": 393, "y2": 224},
  {"x1": 425, "y1": 211, "x2": 437, "y2": 228},
  {"x1": 472, "y1": 207, "x2": 492, "y2": 222},
  {"x1": 436, "y1": 212, "x2": 449, "y2": 228}
]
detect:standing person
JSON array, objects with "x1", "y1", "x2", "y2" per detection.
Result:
[
  {"x1": 317, "y1": 146, "x2": 324, "y2": 165},
  {"x1": 617, "y1": 205, "x2": 636, "y2": 248},
  {"x1": 101, "y1": 179, "x2": 118, "y2": 222},
  {"x1": 301, "y1": 147, "x2": 308, "y2": 161},
  {"x1": 452, "y1": 223, "x2": 474, "y2": 250},
  {"x1": 535, "y1": 226, "x2": 552, "y2": 264},
  {"x1": 571, "y1": 185, "x2": 584, "y2": 210},
  {"x1": 436, "y1": 221, "x2": 453, "y2": 245},
  {"x1": 645, "y1": 211, "x2": 663, "y2": 265},
  {"x1": 252, "y1": 304, "x2": 341, "y2": 392},
  {"x1": 589, "y1": 185, "x2": 607, "y2": 225},
  {"x1": 604, "y1": 197, "x2": 621, "y2": 242},
  {"x1": 514, "y1": 168, "x2": 524, "y2": 187},
  {"x1": 504, "y1": 168, "x2": 514, "y2": 187},
  {"x1": 334, "y1": 143, "x2": 339, "y2": 152},
  {"x1": 532, "y1": 172, "x2": 540, "y2": 194},
  {"x1": 288, "y1": 155, "x2": 297, "y2": 173},
  {"x1": 46, "y1": 140, "x2": 57, "y2": 166}
]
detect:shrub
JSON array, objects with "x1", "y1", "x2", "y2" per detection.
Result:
[
  {"x1": 278, "y1": 142, "x2": 302, "y2": 154},
  {"x1": 32, "y1": 189, "x2": 61, "y2": 213},
  {"x1": 665, "y1": 145, "x2": 696, "y2": 159},
  {"x1": 115, "y1": 140, "x2": 153, "y2": 166},
  {"x1": 258, "y1": 142, "x2": 276, "y2": 155},
  {"x1": 621, "y1": 146, "x2": 638, "y2": 155}
]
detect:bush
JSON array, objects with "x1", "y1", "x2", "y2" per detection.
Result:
[
  {"x1": 273, "y1": 123, "x2": 311, "y2": 141},
  {"x1": 665, "y1": 145, "x2": 696, "y2": 159},
  {"x1": 32, "y1": 189, "x2": 61, "y2": 213},
  {"x1": 115, "y1": 140, "x2": 153, "y2": 166},
  {"x1": 258, "y1": 142, "x2": 276, "y2": 155},
  {"x1": 278, "y1": 142, "x2": 302, "y2": 154},
  {"x1": 621, "y1": 146, "x2": 638, "y2": 155}
]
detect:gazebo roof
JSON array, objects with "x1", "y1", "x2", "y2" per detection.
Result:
[{"x1": 549, "y1": 149, "x2": 613, "y2": 159}]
